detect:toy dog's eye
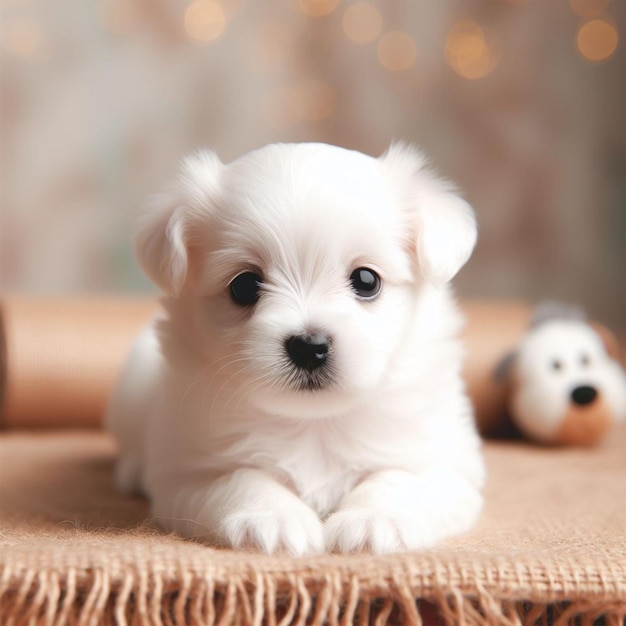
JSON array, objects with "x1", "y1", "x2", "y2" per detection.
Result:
[
  {"x1": 550, "y1": 359, "x2": 563, "y2": 372},
  {"x1": 229, "y1": 271, "x2": 263, "y2": 306},
  {"x1": 350, "y1": 267, "x2": 382, "y2": 300},
  {"x1": 580, "y1": 353, "x2": 591, "y2": 367}
]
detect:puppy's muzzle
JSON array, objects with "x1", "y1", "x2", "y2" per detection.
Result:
[{"x1": 285, "y1": 334, "x2": 330, "y2": 372}]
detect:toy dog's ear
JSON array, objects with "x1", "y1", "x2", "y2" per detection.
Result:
[
  {"x1": 590, "y1": 322, "x2": 621, "y2": 360},
  {"x1": 494, "y1": 351, "x2": 517, "y2": 383},
  {"x1": 379, "y1": 143, "x2": 477, "y2": 285},
  {"x1": 134, "y1": 151, "x2": 223, "y2": 296}
]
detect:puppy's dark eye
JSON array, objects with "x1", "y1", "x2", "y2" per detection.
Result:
[
  {"x1": 229, "y1": 272, "x2": 262, "y2": 306},
  {"x1": 350, "y1": 267, "x2": 381, "y2": 300}
]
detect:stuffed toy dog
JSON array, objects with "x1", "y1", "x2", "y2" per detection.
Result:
[{"x1": 495, "y1": 303, "x2": 626, "y2": 446}]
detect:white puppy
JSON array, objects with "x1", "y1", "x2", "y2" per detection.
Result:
[{"x1": 107, "y1": 142, "x2": 484, "y2": 556}]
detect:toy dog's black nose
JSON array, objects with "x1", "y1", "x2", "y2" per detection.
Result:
[
  {"x1": 285, "y1": 334, "x2": 329, "y2": 372},
  {"x1": 571, "y1": 385, "x2": 598, "y2": 406}
]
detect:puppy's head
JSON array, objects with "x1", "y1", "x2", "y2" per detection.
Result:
[{"x1": 135, "y1": 143, "x2": 476, "y2": 418}]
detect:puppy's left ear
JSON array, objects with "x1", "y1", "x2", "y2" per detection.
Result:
[{"x1": 380, "y1": 143, "x2": 477, "y2": 285}]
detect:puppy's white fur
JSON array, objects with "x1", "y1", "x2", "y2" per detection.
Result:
[{"x1": 107, "y1": 142, "x2": 484, "y2": 555}]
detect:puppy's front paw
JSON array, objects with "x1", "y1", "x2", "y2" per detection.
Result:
[
  {"x1": 324, "y1": 509, "x2": 404, "y2": 554},
  {"x1": 325, "y1": 509, "x2": 429, "y2": 555},
  {"x1": 325, "y1": 469, "x2": 483, "y2": 554},
  {"x1": 219, "y1": 505, "x2": 324, "y2": 556}
]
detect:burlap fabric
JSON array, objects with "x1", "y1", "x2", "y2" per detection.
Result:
[{"x1": 1, "y1": 427, "x2": 625, "y2": 625}]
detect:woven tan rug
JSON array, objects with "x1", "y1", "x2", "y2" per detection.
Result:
[{"x1": 1, "y1": 427, "x2": 625, "y2": 626}]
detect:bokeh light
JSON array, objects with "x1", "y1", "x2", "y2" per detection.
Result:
[
  {"x1": 568, "y1": 0, "x2": 610, "y2": 19},
  {"x1": 342, "y1": 3, "x2": 382, "y2": 45},
  {"x1": 299, "y1": 0, "x2": 339, "y2": 18},
  {"x1": 184, "y1": 0, "x2": 226, "y2": 44},
  {"x1": 445, "y1": 20, "x2": 496, "y2": 79},
  {"x1": 576, "y1": 19, "x2": 618, "y2": 62},
  {"x1": 2, "y1": 17, "x2": 42, "y2": 57},
  {"x1": 377, "y1": 31, "x2": 417, "y2": 72},
  {"x1": 576, "y1": 20, "x2": 618, "y2": 63}
]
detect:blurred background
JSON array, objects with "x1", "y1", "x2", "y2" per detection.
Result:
[{"x1": 1, "y1": 0, "x2": 624, "y2": 332}]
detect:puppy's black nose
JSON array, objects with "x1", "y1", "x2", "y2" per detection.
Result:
[
  {"x1": 285, "y1": 334, "x2": 329, "y2": 372},
  {"x1": 571, "y1": 385, "x2": 598, "y2": 406}
]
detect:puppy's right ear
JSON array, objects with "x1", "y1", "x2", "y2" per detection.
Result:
[{"x1": 134, "y1": 151, "x2": 223, "y2": 295}]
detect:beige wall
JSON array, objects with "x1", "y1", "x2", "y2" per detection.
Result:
[{"x1": 1, "y1": 0, "x2": 624, "y2": 331}]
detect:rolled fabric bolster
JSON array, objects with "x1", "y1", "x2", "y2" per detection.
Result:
[
  {"x1": 0, "y1": 297, "x2": 159, "y2": 430},
  {"x1": 0, "y1": 296, "x2": 531, "y2": 433}
]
